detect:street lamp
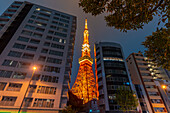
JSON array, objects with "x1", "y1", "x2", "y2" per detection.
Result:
[
  {"x1": 18, "y1": 66, "x2": 37, "y2": 113},
  {"x1": 162, "y1": 85, "x2": 166, "y2": 89}
]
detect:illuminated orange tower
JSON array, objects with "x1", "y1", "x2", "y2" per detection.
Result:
[{"x1": 71, "y1": 19, "x2": 97, "y2": 104}]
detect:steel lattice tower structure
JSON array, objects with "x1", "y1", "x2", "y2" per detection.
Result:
[{"x1": 71, "y1": 19, "x2": 97, "y2": 104}]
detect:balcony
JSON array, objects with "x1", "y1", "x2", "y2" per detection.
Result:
[
  {"x1": 23, "y1": 102, "x2": 32, "y2": 107},
  {"x1": 0, "y1": 101, "x2": 15, "y2": 106},
  {"x1": 146, "y1": 88, "x2": 158, "y2": 92},
  {"x1": 99, "y1": 89, "x2": 104, "y2": 95},
  {"x1": 98, "y1": 73, "x2": 102, "y2": 78},
  {"x1": 152, "y1": 103, "x2": 165, "y2": 107},
  {"x1": 98, "y1": 81, "x2": 103, "y2": 86},
  {"x1": 8, "y1": 7, "x2": 18, "y2": 10},
  {"x1": 0, "y1": 21, "x2": 8, "y2": 25},
  {"x1": 98, "y1": 99, "x2": 105, "y2": 105},
  {"x1": 6, "y1": 87, "x2": 20, "y2": 92}
]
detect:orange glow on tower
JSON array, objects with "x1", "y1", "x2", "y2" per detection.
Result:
[{"x1": 71, "y1": 19, "x2": 97, "y2": 104}]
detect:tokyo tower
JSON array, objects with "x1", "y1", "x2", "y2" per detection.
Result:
[{"x1": 71, "y1": 19, "x2": 97, "y2": 104}]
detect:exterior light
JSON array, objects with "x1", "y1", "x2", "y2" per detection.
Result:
[
  {"x1": 151, "y1": 72, "x2": 154, "y2": 75},
  {"x1": 149, "y1": 68, "x2": 153, "y2": 71},
  {"x1": 33, "y1": 66, "x2": 37, "y2": 70},
  {"x1": 162, "y1": 85, "x2": 166, "y2": 89}
]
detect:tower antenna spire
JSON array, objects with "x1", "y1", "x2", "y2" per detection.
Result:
[{"x1": 85, "y1": 18, "x2": 88, "y2": 30}]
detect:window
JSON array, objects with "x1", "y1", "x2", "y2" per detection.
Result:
[
  {"x1": 12, "y1": 72, "x2": 26, "y2": 79},
  {"x1": 44, "y1": 42, "x2": 50, "y2": 47},
  {"x1": 49, "y1": 50, "x2": 63, "y2": 56},
  {"x1": 33, "y1": 98, "x2": 54, "y2": 108},
  {"x1": 35, "y1": 21, "x2": 46, "y2": 27},
  {"x1": 6, "y1": 83, "x2": 22, "y2": 92},
  {"x1": 8, "y1": 51, "x2": 22, "y2": 58},
  {"x1": 33, "y1": 33, "x2": 42, "y2": 38},
  {"x1": 24, "y1": 25, "x2": 35, "y2": 30},
  {"x1": 28, "y1": 19, "x2": 34, "y2": 23},
  {"x1": 17, "y1": 62, "x2": 31, "y2": 68},
  {"x1": 57, "y1": 27, "x2": 68, "y2": 32},
  {"x1": 52, "y1": 21, "x2": 58, "y2": 25},
  {"x1": 59, "y1": 22, "x2": 68, "y2": 28},
  {"x1": 41, "y1": 48, "x2": 48, "y2": 53},
  {"x1": 0, "y1": 96, "x2": 17, "y2": 106},
  {"x1": 22, "y1": 53, "x2": 34, "y2": 59},
  {"x1": 0, "y1": 70, "x2": 12, "y2": 78},
  {"x1": 41, "y1": 75, "x2": 59, "y2": 83},
  {"x1": 61, "y1": 15, "x2": 70, "y2": 19},
  {"x1": 2, "y1": 60, "x2": 18, "y2": 67},
  {"x1": 41, "y1": 9, "x2": 51, "y2": 14},
  {"x1": 60, "y1": 18, "x2": 69, "y2": 23},
  {"x1": 36, "y1": 27, "x2": 45, "y2": 32},
  {"x1": 23, "y1": 98, "x2": 33, "y2": 107},
  {"x1": 28, "y1": 85, "x2": 37, "y2": 93},
  {"x1": 26, "y1": 46, "x2": 37, "y2": 51},
  {"x1": 30, "y1": 15, "x2": 36, "y2": 19},
  {"x1": 154, "y1": 108, "x2": 166, "y2": 112},
  {"x1": 51, "y1": 43, "x2": 64, "y2": 49},
  {"x1": 54, "y1": 32, "x2": 67, "y2": 37},
  {"x1": 32, "y1": 74, "x2": 40, "y2": 81},
  {"x1": 143, "y1": 79, "x2": 152, "y2": 82},
  {"x1": 21, "y1": 30, "x2": 32, "y2": 36},
  {"x1": 46, "y1": 36, "x2": 52, "y2": 40},
  {"x1": 50, "y1": 25, "x2": 56, "y2": 29},
  {"x1": 48, "y1": 30, "x2": 54, "y2": 34},
  {"x1": 53, "y1": 16, "x2": 59, "y2": 21},
  {"x1": 47, "y1": 57, "x2": 62, "y2": 64},
  {"x1": 39, "y1": 13, "x2": 50, "y2": 18},
  {"x1": 105, "y1": 69, "x2": 127, "y2": 75},
  {"x1": 44, "y1": 66, "x2": 60, "y2": 73},
  {"x1": 55, "y1": 13, "x2": 60, "y2": 16},
  {"x1": 37, "y1": 17, "x2": 48, "y2": 22},
  {"x1": 37, "y1": 86, "x2": 57, "y2": 94},
  {"x1": 30, "y1": 39, "x2": 40, "y2": 44},
  {"x1": 13, "y1": 43, "x2": 26, "y2": 49},
  {"x1": 0, "y1": 82, "x2": 7, "y2": 90},
  {"x1": 148, "y1": 92, "x2": 159, "y2": 96},
  {"x1": 151, "y1": 99, "x2": 161, "y2": 103},
  {"x1": 38, "y1": 56, "x2": 46, "y2": 62},
  {"x1": 17, "y1": 36, "x2": 29, "y2": 42}
]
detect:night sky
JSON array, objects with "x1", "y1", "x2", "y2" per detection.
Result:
[{"x1": 0, "y1": 0, "x2": 164, "y2": 87}]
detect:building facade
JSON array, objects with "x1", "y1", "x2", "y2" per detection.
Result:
[
  {"x1": 94, "y1": 42, "x2": 135, "y2": 113},
  {"x1": 0, "y1": 1, "x2": 76, "y2": 113},
  {"x1": 126, "y1": 52, "x2": 168, "y2": 113}
]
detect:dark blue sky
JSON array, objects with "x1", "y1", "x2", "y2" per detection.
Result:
[{"x1": 0, "y1": 0, "x2": 164, "y2": 87}]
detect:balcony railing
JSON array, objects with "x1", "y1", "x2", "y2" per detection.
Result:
[
  {"x1": 0, "y1": 101, "x2": 15, "y2": 106},
  {"x1": 6, "y1": 87, "x2": 21, "y2": 92}
]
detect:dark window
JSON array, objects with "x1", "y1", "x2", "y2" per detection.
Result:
[
  {"x1": 13, "y1": 43, "x2": 26, "y2": 49},
  {"x1": 8, "y1": 51, "x2": 22, "y2": 58}
]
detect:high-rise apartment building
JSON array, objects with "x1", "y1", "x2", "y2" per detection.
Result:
[
  {"x1": 126, "y1": 52, "x2": 168, "y2": 113},
  {"x1": 94, "y1": 42, "x2": 134, "y2": 113},
  {"x1": 0, "y1": 1, "x2": 76, "y2": 113}
]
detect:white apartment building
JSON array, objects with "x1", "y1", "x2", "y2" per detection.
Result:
[{"x1": 0, "y1": 1, "x2": 76, "y2": 113}]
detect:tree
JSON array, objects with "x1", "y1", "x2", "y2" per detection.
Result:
[
  {"x1": 115, "y1": 86, "x2": 138, "y2": 112},
  {"x1": 62, "y1": 105, "x2": 77, "y2": 113},
  {"x1": 79, "y1": 0, "x2": 169, "y2": 69},
  {"x1": 79, "y1": 0, "x2": 168, "y2": 32},
  {"x1": 142, "y1": 26, "x2": 170, "y2": 70}
]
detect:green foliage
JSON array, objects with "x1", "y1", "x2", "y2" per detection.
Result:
[
  {"x1": 142, "y1": 26, "x2": 170, "y2": 70},
  {"x1": 115, "y1": 86, "x2": 138, "y2": 112},
  {"x1": 79, "y1": 0, "x2": 169, "y2": 69},
  {"x1": 79, "y1": 0, "x2": 169, "y2": 32},
  {"x1": 62, "y1": 105, "x2": 77, "y2": 113}
]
